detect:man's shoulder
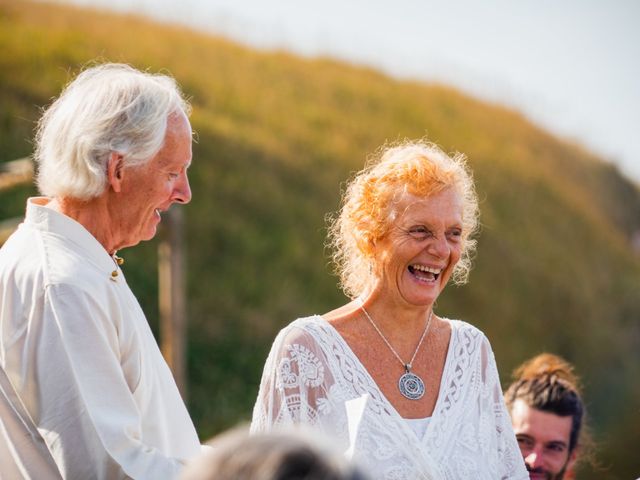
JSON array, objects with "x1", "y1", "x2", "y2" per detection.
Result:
[
  {"x1": 0, "y1": 224, "x2": 45, "y2": 282},
  {"x1": 1, "y1": 223, "x2": 108, "y2": 290}
]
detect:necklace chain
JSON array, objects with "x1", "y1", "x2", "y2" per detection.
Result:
[{"x1": 360, "y1": 305, "x2": 433, "y2": 373}]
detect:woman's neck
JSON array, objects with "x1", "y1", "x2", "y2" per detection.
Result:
[{"x1": 358, "y1": 290, "x2": 434, "y2": 342}]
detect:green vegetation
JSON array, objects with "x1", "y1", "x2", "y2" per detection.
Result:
[{"x1": 1, "y1": 1, "x2": 639, "y2": 477}]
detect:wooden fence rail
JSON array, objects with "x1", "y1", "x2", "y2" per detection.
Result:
[
  {"x1": 0, "y1": 158, "x2": 33, "y2": 244},
  {"x1": 0, "y1": 157, "x2": 33, "y2": 191}
]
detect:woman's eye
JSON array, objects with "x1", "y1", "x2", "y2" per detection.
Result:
[
  {"x1": 448, "y1": 229, "x2": 462, "y2": 240},
  {"x1": 408, "y1": 226, "x2": 430, "y2": 239}
]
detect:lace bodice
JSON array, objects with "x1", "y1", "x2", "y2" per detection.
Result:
[{"x1": 251, "y1": 316, "x2": 528, "y2": 480}]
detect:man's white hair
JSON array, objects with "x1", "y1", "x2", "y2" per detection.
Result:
[{"x1": 34, "y1": 63, "x2": 191, "y2": 200}]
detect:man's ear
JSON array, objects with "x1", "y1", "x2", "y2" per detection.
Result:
[
  {"x1": 565, "y1": 447, "x2": 579, "y2": 478},
  {"x1": 107, "y1": 152, "x2": 125, "y2": 193}
]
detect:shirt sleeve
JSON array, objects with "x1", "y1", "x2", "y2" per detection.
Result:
[
  {"x1": 250, "y1": 323, "x2": 341, "y2": 437},
  {"x1": 34, "y1": 283, "x2": 185, "y2": 480},
  {"x1": 479, "y1": 336, "x2": 529, "y2": 480}
]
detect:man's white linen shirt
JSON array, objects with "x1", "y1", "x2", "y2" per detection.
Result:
[{"x1": 0, "y1": 198, "x2": 201, "y2": 479}]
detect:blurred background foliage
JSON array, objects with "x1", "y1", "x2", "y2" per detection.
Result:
[{"x1": 1, "y1": 1, "x2": 639, "y2": 477}]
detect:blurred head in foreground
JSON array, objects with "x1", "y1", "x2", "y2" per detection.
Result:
[
  {"x1": 505, "y1": 353, "x2": 590, "y2": 480},
  {"x1": 180, "y1": 426, "x2": 369, "y2": 480}
]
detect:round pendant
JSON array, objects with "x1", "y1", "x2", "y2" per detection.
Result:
[{"x1": 398, "y1": 371, "x2": 425, "y2": 400}]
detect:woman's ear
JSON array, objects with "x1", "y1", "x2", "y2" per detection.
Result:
[{"x1": 107, "y1": 152, "x2": 124, "y2": 192}]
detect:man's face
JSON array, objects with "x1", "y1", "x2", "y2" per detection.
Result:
[
  {"x1": 511, "y1": 399, "x2": 577, "y2": 480},
  {"x1": 114, "y1": 111, "x2": 192, "y2": 249}
]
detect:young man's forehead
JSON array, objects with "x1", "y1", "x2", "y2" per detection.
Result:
[{"x1": 511, "y1": 399, "x2": 572, "y2": 444}]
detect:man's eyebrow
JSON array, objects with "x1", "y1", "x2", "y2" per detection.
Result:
[{"x1": 546, "y1": 440, "x2": 568, "y2": 449}]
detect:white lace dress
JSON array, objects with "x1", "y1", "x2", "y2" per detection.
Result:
[{"x1": 251, "y1": 315, "x2": 528, "y2": 480}]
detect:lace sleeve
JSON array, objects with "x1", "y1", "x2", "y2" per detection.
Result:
[
  {"x1": 479, "y1": 336, "x2": 529, "y2": 480},
  {"x1": 251, "y1": 321, "x2": 340, "y2": 434}
]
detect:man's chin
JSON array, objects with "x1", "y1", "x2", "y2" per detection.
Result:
[
  {"x1": 140, "y1": 225, "x2": 159, "y2": 243},
  {"x1": 527, "y1": 467, "x2": 565, "y2": 480},
  {"x1": 145, "y1": 229, "x2": 158, "y2": 242},
  {"x1": 528, "y1": 473, "x2": 551, "y2": 480},
  {"x1": 118, "y1": 231, "x2": 152, "y2": 251}
]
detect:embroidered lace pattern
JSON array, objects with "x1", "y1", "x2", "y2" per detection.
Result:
[{"x1": 251, "y1": 316, "x2": 528, "y2": 480}]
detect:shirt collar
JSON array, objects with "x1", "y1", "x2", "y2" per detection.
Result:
[{"x1": 25, "y1": 197, "x2": 120, "y2": 276}]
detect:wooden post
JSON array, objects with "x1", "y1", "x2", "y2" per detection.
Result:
[{"x1": 158, "y1": 207, "x2": 187, "y2": 398}]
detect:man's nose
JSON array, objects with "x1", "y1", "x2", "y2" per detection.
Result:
[
  {"x1": 172, "y1": 171, "x2": 192, "y2": 204},
  {"x1": 524, "y1": 448, "x2": 545, "y2": 469}
]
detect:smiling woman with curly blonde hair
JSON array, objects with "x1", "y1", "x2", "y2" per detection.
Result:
[{"x1": 253, "y1": 140, "x2": 527, "y2": 480}]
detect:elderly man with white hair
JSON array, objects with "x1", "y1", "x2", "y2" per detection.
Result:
[{"x1": 0, "y1": 63, "x2": 201, "y2": 479}]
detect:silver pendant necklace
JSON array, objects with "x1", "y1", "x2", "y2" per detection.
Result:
[{"x1": 360, "y1": 304, "x2": 433, "y2": 400}]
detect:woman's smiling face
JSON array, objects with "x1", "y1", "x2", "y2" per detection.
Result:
[{"x1": 372, "y1": 187, "x2": 464, "y2": 307}]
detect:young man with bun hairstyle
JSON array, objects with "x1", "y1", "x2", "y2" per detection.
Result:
[{"x1": 505, "y1": 353, "x2": 588, "y2": 480}]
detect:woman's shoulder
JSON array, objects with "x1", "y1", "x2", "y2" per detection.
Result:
[
  {"x1": 445, "y1": 318, "x2": 483, "y2": 335},
  {"x1": 272, "y1": 315, "x2": 331, "y2": 345},
  {"x1": 445, "y1": 318, "x2": 492, "y2": 348},
  {"x1": 281, "y1": 314, "x2": 326, "y2": 332},
  {"x1": 265, "y1": 315, "x2": 342, "y2": 368}
]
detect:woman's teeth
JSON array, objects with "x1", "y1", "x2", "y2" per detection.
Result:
[{"x1": 409, "y1": 264, "x2": 442, "y2": 281}]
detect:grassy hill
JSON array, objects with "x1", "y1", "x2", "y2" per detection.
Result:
[{"x1": 1, "y1": 1, "x2": 639, "y2": 477}]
